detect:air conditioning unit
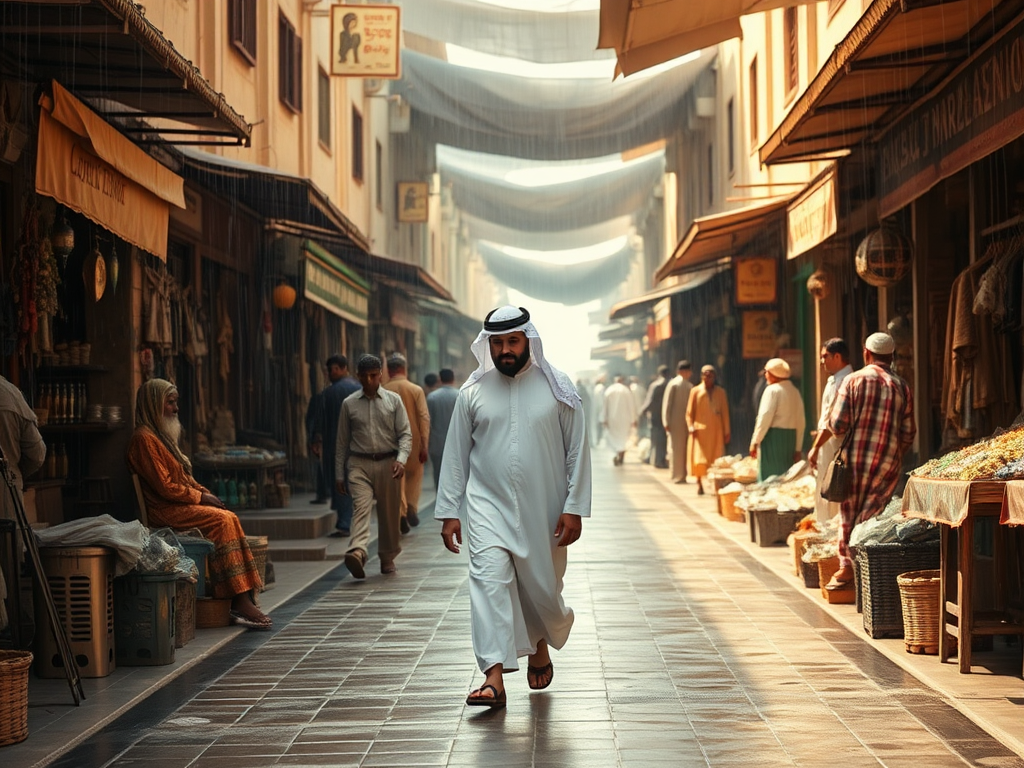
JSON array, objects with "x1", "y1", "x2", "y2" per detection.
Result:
[
  {"x1": 389, "y1": 95, "x2": 410, "y2": 133},
  {"x1": 363, "y1": 78, "x2": 383, "y2": 96}
]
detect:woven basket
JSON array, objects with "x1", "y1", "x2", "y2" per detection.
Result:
[
  {"x1": 0, "y1": 650, "x2": 32, "y2": 746},
  {"x1": 195, "y1": 597, "x2": 232, "y2": 628},
  {"x1": 720, "y1": 491, "x2": 744, "y2": 523},
  {"x1": 898, "y1": 569, "x2": 942, "y2": 654},
  {"x1": 857, "y1": 540, "x2": 940, "y2": 639},
  {"x1": 246, "y1": 536, "x2": 269, "y2": 590}
]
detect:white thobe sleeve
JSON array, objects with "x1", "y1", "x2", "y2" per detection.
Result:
[
  {"x1": 434, "y1": 392, "x2": 472, "y2": 520},
  {"x1": 750, "y1": 386, "x2": 779, "y2": 449},
  {"x1": 559, "y1": 401, "x2": 593, "y2": 518}
]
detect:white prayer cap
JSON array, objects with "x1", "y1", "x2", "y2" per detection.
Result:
[
  {"x1": 463, "y1": 305, "x2": 580, "y2": 409},
  {"x1": 865, "y1": 332, "x2": 895, "y2": 355},
  {"x1": 764, "y1": 358, "x2": 791, "y2": 379}
]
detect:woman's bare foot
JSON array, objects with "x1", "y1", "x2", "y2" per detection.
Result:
[{"x1": 231, "y1": 592, "x2": 272, "y2": 626}]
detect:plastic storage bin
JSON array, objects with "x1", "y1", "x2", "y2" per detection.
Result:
[
  {"x1": 178, "y1": 536, "x2": 215, "y2": 598},
  {"x1": 114, "y1": 571, "x2": 176, "y2": 666},
  {"x1": 35, "y1": 546, "x2": 116, "y2": 678}
]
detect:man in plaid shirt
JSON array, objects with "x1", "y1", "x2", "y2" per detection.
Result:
[{"x1": 825, "y1": 332, "x2": 916, "y2": 589}]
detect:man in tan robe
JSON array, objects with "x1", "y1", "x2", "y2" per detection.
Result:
[
  {"x1": 661, "y1": 360, "x2": 693, "y2": 484},
  {"x1": 384, "y1": 353, "x2": 429, "y2": 531},
  {"x1": 686, "y1": 365, "x2": 731, "y2": 495}
]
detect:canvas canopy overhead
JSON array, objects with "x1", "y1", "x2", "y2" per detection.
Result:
[
  {"x1": 398, "y1": 0, "x2": 612, "y2": 64},
  {"x1": 462, "y1": 214, "x2": 635, "y2": 253},
  {"x1": 438, "y1": 145, "x2": 665, "y2": 232},
  {"x1": 609, "y1": 264, "x2": 728, "y2": 320},
  {"x1": 655, "y1": 197, "x2": 792, "y2": 282},
  {"x1": 177, "y1": 147, "x2": 368, "y2": 252},
  {"x1": 476, "y1": 239, "x2": 634, "y2": 305},
  {"x1": 598, "y1": 0, "x2": 819, "y2": 77},
  {"x1": 0, "y1": 0, "x2": 250, "y2": 146},
  {"x1": 36, "y1": 82, "x2": 184, "y2": 260},
  {"x1": 393, "y1": 48, "x2": 715, "y2": 161},
  {"x1": 759, "y1": 0, "x2": 1015, "y2": 167}
]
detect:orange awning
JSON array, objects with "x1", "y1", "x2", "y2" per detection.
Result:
[
  {"x1": 598, "y1": 0, "x2": 818, "y2": 77},
  {"x1": 654, "y1": 197, "x2": 792, "y2": 282}
]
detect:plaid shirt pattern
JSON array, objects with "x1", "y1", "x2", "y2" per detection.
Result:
[{"x1": 828, "y1": 364, "x2": 916, "y2": 553}]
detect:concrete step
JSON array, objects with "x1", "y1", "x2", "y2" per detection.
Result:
[
  {"x1": 237, "y1": 506, "x2": 336, "y2": 540},
  {"x1": 267, "y1": 540, "x2": 332, "y2": 562}
]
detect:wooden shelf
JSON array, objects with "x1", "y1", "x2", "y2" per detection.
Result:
[
  {"x1": 39, "y1": 421, "x2": 125, "y2": 433},
  {"x1": 36, "y1": 365, "x2": 109, "y2": 376}
]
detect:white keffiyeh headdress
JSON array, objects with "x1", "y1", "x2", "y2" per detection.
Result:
[{"x1": 462, "y1": 305, "x2": 581, "y2": 409}]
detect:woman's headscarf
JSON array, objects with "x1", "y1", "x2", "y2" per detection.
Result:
[{"x1": 135, "y1": 378, "x2": 192, "y2": 474}]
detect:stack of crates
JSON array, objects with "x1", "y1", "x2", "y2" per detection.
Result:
[{"x1": 35, "y1": 546, "x2": 116, "y2": 678}]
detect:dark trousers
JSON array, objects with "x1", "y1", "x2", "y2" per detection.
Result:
[
  {"x1": 314, "y1": 457, "x2": 328, "y2": 500},
  {"x1": 649, "y1": 424, "x2": 668, "y2": 467}
]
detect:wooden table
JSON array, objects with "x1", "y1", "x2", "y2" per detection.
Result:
[
  {"x1": 191, "y1": 454, "x2": 287, "y2": 510},
  {"x1": 903, "y1": 477, "x2": 1024, "y2": 673}
]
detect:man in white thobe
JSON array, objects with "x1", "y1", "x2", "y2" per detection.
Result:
[
  {"x1": 750, "y1": 358, "x2": 806, "y2": 482},
  {"x1": 808, "y1": 338, "x2": 853, "y2": 522},
  {"x1": 436, "y1": 306, "x2": 592, "y2": 709},
  {"x1": 601, "y1": 375, "x2": 636, "y2": 466}
]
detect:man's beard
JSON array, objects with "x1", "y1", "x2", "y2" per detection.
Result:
[
  {"x1": 162, "y1": 415, "x2": 182, "y2": 444},
  {"x1": 492, "y1": 344, "x2": 530, "y2": 377}
]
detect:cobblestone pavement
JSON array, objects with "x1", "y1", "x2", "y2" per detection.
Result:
[{"x1": 59, "y1": 449, "x2": 1024, "y2": 767}]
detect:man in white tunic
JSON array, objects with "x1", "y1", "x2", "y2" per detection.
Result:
[
  {"x1": 436, "y1": 306, "x2": 592, "y2": 709},
  {"x1": 601, "y1": 374, "x2": 636, "y2": 466},
  {"x1": 808, "y1": 338, "x2": 853, "y2": 522}
]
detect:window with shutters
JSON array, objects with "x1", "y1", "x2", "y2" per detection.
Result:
[
  {"x1": 352, "y1": 107, "x2": 364, "y2": 182},
  {"x1": 318, "y1": 68, "x2": 331, "y2": 149},
  {"x1": 229, "y1": 0, "x2": 256, "y2": 65},
  {"x1": 784, "y1": 7, "x2": 799, "y2": 100},
  {"x1": 279, "y1": 13, "x2": 302, "y2": 113}
]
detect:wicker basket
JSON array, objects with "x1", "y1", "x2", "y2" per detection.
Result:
[
  {"x1": 195, "y1": 597, "x2": 232, "y2": 628},
  {"x1": 856, "y1": 540, "x2": 940, "y2": 639},
  {"x1": 246, "y1": 535, "x2": 269, "y2": 590},
  {"x1": 0, "y1": 650, "x2": 32, "y2": 746},
  {"x1": 175, "y1": 580, "x2": 196, "y2": 648},
  {"x1": 720, "y1": 491, "x2": 744, "y2": 523},
  {"x1": 898, "y1": 569, "x2": 942, "y2": 654}
]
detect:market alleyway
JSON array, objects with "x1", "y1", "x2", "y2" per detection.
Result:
[{"x1": 49, "y1": 447, "x2": 1023, "y2": 768}]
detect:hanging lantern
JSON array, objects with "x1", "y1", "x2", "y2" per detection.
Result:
[
  {"x1": 855, "y1": 225, "x2": 913, "y2": 287},
  {"x1": 806, "y1": 269, "x2": 831, "y2": 301},
  {"x1": 50, "y1": 211, "x2": 75, "y2": 269},
  {"x1": 272, "y1": 281, "x2": 296, "y2": 310}
]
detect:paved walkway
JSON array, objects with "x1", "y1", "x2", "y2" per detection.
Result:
[{"x1": 40, "y1": 448, "x2": 1024, "y2": 767}]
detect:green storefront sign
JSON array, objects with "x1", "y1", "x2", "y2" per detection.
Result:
[{"x1": 302, "y1": 241, "x2": 369, "y2": 325}]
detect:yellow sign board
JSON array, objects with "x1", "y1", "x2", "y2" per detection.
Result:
[
  {"x1": 734, "y1": 257, "x2": 777, "y2": 305},
  {"x1": 331, "y1": 5, "x2": 401, "y2": 78},
  {"x1": 397, "y1": 181, "x2": 429, "y2": 223},
  {"x1": 742, "y1": 311, "x2": 778, "y2": 360}
]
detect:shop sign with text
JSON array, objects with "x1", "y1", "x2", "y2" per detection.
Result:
[
  {"x1": 734, "y1": 257, "x2": 777, "y2": 305},
  {"x1": 742, "y1": 311, "x2": 778, "y2": 359},
  {"x1": 787, "y1": 169, "x2": 836, "y2": 259},
  {"x1": 331, "y1": 5, "x2": 401, "y2": 78},
  {"x1": 304, "y1": 256, "x2": 369, "y2": 325},
  {"x1": 879, "y1": 16, "x2": 1024, "y2": 216}
]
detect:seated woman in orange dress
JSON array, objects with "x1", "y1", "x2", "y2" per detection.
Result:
[{"x1": 127, "y1": 378, "x2": 271, "y2": 629}]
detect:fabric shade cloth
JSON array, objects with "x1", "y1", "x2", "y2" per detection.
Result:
[
  {"x1": 394, "y1": 48, "x2": 715, "y2": 161},
  {"x1": 463, "y1": 214, "x2": 635, "y2": 253},
  {"x1": 901, "y1": 477, "x2": 1009, "y2": 527},
  {"x1": 398, "y1": 0, "x2": 611, "y2": 64},
  {"x1": 1001, "y1": 481, "x2": 1024, "y2": 525},
  {"x1": 598, "y1": 0, "x2": 819, "y2": 77}
]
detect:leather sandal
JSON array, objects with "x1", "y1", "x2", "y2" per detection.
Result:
[
  {"x1": 466, "y1": 684, "x2": 506, "y2": 708},
  {"x1": 527, "y1": 661, "x2": 554, "y2": 690}
]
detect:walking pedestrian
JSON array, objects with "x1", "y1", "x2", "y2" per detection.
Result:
[
  {"x1": 750, "y1": 358, "x2": 806, "y2": 481},
  {"x1": 426, "y1": 368, "x2": 459, "y2": 491},
  {"x1": 591, "y1": 375, "x2": 606, "y2": 446},
  {"x1": 808, "y1": 338, "x2": 853, "y2": 523},
  {"x1": 686, "y1": 365, "x2": 731, "y2": 494},
  {"x1": 602, "y1": 374, "x2": 636, "y2": 466},
  {"x1": 436, "y1": 305, "x2": 592, "y2": 709},
  {"x1": 824, "y1": 332, "x2": 915, "y2": 590},
  {"x1": 384, "y1": 353, "x2": 430, "y2": 531},
  {"x1": 304, "y1": 367, "x2": 329, "y2": 504},
  {"x1": 640, "y1": 365, "x2": 670, "y2": 468},
  {"x1": 336, "y1": 354, "x2": 413, "y2": 578},
  {"x1": 322, "y1": 355, "x2": 360, "y2": 536},
  {"x1": 662, "y1": 360, "x2": 694, "y2": 482}
]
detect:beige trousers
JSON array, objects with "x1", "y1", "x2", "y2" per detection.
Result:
[
  {"x1": 400, "y1": 456, "x2": 425, "y2": 517},
  {"x1": 668, "y1": 429, "x2": 689, "y2": 482},
  {"x1": 347, "y1": 456, "x2": 402, "y2": 562}
]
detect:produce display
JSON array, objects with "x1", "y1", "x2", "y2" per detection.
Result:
[
  {"x1": 911, "y1": 425, "x2": 1024, "y2": 480},
  {"x1": 731, "y1": 475, "x2": 818, "y2": 513}
]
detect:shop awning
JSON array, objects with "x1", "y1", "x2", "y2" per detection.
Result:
[
  {"x1": 302, "y1": 240, "x2": 370, "y2": 327},
  {"x1": 760, "y1": 0, "x2": 1015, "y2": 166},
  {"x1": 177, "y1": 147, "x2": 369, "y2": 253},
  {"x1": 609, "y1": 264, "x2": 728, "y2": 320},
  {"x1": 0, "y1": 0, "x2": 250, "y2": 146},
  {"x1": 346, "y1": 253, "x2": 454, "y2": 304},
  {"x1": 654, "y1": 197, "x2": 792, "y2": 282},
  {"x1": 598, "y1": 0, "x2": 818, "y2": 77},
  {"x1": 591, "y1": 339, "x2": 642, "y2": 361}
]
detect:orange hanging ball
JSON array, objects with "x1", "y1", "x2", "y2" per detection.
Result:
[{"x1": 272, "y1": 282, "x2": 296, "y2": 310}]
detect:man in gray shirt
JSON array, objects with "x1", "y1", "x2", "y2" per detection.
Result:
[
  {"x1": 0, "y1": 375, "x2": 45, "y2": 520},
  {"x1": 426, "y1": 368, "x2": 459, "y2": 491},
  {"x1": 336, "y1": 355, "x2": 412, "y2": 578}
]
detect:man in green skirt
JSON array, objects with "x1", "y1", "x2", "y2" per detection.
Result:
[{"x1": 750, "y1": 358, "x2": 805, "y2": 481}]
